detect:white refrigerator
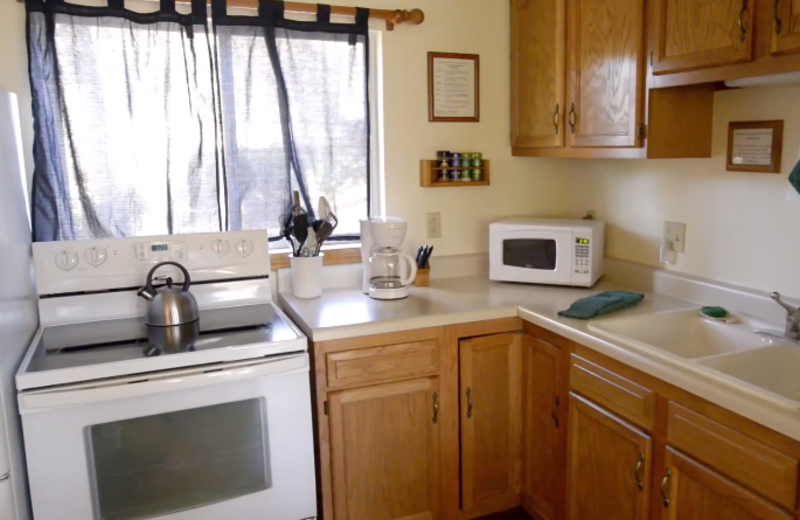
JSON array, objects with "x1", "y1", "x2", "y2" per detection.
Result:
[{"x1": 0, "y1": 87, "x2": 37, "y2": 520}]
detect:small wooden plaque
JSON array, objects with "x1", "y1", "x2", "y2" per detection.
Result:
[
  {"x1": 428, "y1": 52, "x2": 480, "y2": 123},
  {"x1": 726, "y1": 120, "x2": 784, "y2": 174}
]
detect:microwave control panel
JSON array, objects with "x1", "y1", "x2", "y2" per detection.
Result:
[{"x1": 573, "y1": 237, "x2": 591, "y2": 276}]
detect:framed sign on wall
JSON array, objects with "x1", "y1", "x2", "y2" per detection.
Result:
[
  {"x1": 428, "y1": 52, "x2": 480, "y2": 123},
  {"x1": 727, "y1": 120, "x2": 784, "y2": 174}
]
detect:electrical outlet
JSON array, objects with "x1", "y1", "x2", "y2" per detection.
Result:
[
  {"x1": 664, "y1": 221, "x2": 686, "y2": 253},
  {"x1": 426, "y1": 212, "x2": 442, "y2": 239}
]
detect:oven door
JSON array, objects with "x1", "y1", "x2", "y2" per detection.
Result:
[
  {"x1": 490, "y1": 229, "x2": 574, "y2": 284},
  {"x1": 19, "y1": 353, "x2": 316, "y2": 520}
]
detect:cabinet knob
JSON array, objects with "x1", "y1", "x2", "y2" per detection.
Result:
[
  {"x1": 466, "y1": 387, "x2": 474, "y2": 419},
  {"x1": 634, "y1": 453, "x2": 645, "y2": 491},
  {"x1": 661, "y1": 468, "x2": 672, "y2": 508},
  {"x1": 568, "y1": 103, "x2": 576, "y2": 135},
  {"x1": 553, "y1": 104, "x2": 560, "y2": 135},
  {"x1": 739, "y1": 0, "x2": 749, "y2": 42},
  {"x1": 432, "y1": 392, "x2": 439, "y2": 424}
]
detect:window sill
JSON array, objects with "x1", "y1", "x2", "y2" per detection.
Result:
[{"x1": 270, "y1": 244, "x2": 363, "y2": 270}]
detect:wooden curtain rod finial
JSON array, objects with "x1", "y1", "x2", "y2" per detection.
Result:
[{"x1": 385, "y1": 8, "x2": 424, "y2": 31}]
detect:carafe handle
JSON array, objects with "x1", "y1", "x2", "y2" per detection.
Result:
[{"x1": 401, "y1": 252, "x2": 418, "y2": 287}]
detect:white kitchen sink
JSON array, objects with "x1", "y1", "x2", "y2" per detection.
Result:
[
  {"x1": 588, "y1": 309, "x2": 775, "y2": 359},
  {"x1": 699, "y1": 346, "x2": 800, "y2": 407}
]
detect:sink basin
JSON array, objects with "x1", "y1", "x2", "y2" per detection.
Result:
[
  {"x1": 588, "y1": 309, "x2": 774, "y2": 359},
  {"x1": 699, "y1": 346, "x2": 800, "y2": 407}
]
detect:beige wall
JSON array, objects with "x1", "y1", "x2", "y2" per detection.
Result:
[
  {"x1": 0, "y1": 0, "x2": 570, "y2": 257},
  {"x1": 566, "y1": 85, "x2": 800, "y2": 298}
]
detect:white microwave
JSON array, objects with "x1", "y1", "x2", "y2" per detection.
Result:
[{"x1": 489, "y1": 217, "x2": 606, "y2": 287}]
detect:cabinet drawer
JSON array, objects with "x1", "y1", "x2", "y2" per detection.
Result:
[
  {"x1": 668, "y1": 402, "x2": 799, "y2": 510},
  {"x1": 569, "y1": 354, "x2": 655, "y2": 430},
  {"x1": 326, "y1": 340, "x2": 440, "y2": 389}
]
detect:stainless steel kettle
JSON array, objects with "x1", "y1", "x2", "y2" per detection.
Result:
[
  {"x1": 137, "y1": 261, "x2": 199, "y2": 326},
  {"x1": 138, "y1": 262, "x2": 200, "y2": 357}
]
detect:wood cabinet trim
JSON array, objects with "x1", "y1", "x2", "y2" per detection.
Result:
[
  {"x1": 316, "y1": 326, "x2": 442, "y2": 354},
  {"x1": 667, "y1": 402, "x2": 799, "y2": 510}
]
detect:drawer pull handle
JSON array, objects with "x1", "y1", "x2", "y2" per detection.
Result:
[
  {"x1": 553, "y1": 104, "x2": 560, "y2": 135},
  {"x1": 634, "y1": 453, "x2": 644, "y2": 491},
  {"x1": 551, "y1": 396, "x2": 560, "y2": 429},
  {"x1": 466, "y1": 387, "x2": 474, "y2": 419},
  {"x1": 661, "y1": 468, "x2": 672, "y2": 508},
  {"x1": 568, "y1": 103, "x2": 576, "y2": 134},
  {"x1": 432, "y1": 392, "x2": 439, "y2": 424},
  {"x1": 739, "y1": 0, "x2": 749, "y2": 42},
  {"x1": 775, "y1": 0, "x2": 783, "y2": 34}
]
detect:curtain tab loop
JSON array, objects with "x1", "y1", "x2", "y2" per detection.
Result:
[
  {"x1": 191, "y1": 0, "x2": 207, "y2": 20},
  {"x1": 107, "y1": 0, "x2": 124, "y2": 10},
  {"x1": 316, "y1": 4, "x2": 331, "y2": 23},
  {"x1": 355, "y1": 6, "x2": 369, "y2": 28},
  {"x1": 210, "y1": 0, "x2": 225, "y2": 19},
  {"x1": 258, "y1": 0, "x2": 284, "y2": 22}
]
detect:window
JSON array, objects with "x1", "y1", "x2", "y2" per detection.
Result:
[{"x1": 26, "y1": 0, "x2": 381, "y2": 245}]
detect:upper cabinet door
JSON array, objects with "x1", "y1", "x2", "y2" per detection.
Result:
[
  {"x1": 567, "y1": 0, "x2": 645, "y2": 148},
  {"x1": 773, "y1": 0, "x2": 800, "y2": 55},
  {"x1": 653, "y1": 0, "x2": 754, "y2": 74},
  {"x1": 511, "y1": 0, "x2": 567, "y2": 149}
]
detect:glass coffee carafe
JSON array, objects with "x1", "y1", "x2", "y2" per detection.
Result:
[{"x1": 368, "y1": 245, "x2": 417, "y2": 300}]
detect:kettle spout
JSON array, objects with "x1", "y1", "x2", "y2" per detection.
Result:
[{"x1": 137, "y1": 287, "x2": 156, "y2": 301}]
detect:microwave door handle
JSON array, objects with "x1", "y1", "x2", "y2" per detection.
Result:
[{"x1": 18, "y1": 354, "x2": 307, "y2": 412}]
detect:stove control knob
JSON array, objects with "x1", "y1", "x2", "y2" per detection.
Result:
[
  {"x1": 55, "y1": 251, "x2": 79, "y2": 271},
  {"x1": 85, "y1": 246, "x2": 108, "y2": 266},
  {"x1": 236, "y1": 240, "x2": 254, "y2": 257},
  {"x1": 211, "y1": 239, "x2": 229, "y2": 256}
]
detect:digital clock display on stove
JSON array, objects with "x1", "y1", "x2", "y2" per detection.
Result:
[{"x1": 151, "y1": 244, "x2": 169, "y2": 252}]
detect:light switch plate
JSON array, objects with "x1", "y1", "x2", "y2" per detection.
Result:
[{"x1": 664, "y1": 221, "x2": 686, "y2": 253}]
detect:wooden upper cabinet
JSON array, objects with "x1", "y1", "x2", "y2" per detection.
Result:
[
  {"x1": 567, "y1": 0, "x2": 645, "y2": 148},
  {"x1": 773, "y1": 0, "x2": 800, "y2": 55},
  {"x1": 653, "y1": 0, "x2": 754, "y2": 74},
  {"x1": 521, "y1": 335, "x2": 564, "y2": 520},
  {"x1": 511, "y1": 0, "x2": 566, "y2": 149},
  {"x1": 459, "y1": 333, "x2": 522, "y2": 513},
  {"x1": 328, "y1": 378, "x2": 440, "y2": 520},
  {"x1": 566, "y1": 393, "x2": 652, "y2": 520},
  {"x1": 660, "y1": 448, "x2": 793, "y2": 520}
]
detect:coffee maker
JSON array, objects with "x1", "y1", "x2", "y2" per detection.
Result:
[{"x1": 360, "y1": 217, "x2": 418, "y2": 300}]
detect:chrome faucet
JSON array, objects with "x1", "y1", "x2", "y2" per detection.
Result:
[{"x1": 771, "y1": 292, "x2": 800, "y2": 340}]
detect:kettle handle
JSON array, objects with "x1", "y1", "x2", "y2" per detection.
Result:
[
  {"x1": 400, "y1": 252, "x2": 419, "y2": 287},
  {"x1": 144, "y1": 261, "x2": 192, "y2": 293}
]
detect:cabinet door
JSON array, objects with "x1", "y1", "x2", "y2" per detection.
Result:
[
  {"x1": 329, "y1": 378, "x2": 440, "y2": 520},
  {"x1": 660, "y1": 448, "x2": 792, "y2": 520},
  {"x1": 511, "y1": 0, "x2": 566, "y2": 149},
  {"x1": 567, "y1": 0, "x2": 645, "y2": 148},
  {"x1": 566, "y1": 393, "x2": 652, "y2": 520},
  {"x1": 521, "y1": 335, "x2": 564, "y2": 520},
  {"x1": 773, "y1": 0, "x2": 800, "y2": 55},
  {"x1": 653, "y1": 0, "x2": 754, "y2": 74},
  {"x1": 460, "y1": 333, "x2": 522, "y2": 513}
]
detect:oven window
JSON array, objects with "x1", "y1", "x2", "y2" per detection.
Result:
[
  {"x1": 87, "y1": 398, "x2": 271, "y2": 520},
  {"x1": 503, "y1": 239, "x2": 557, "y2": 270}
]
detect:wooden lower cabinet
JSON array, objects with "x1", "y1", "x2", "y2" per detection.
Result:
[
  {"x1": 328, "y1": 378, "x2": 441, "y2": 520},
  {"x1": 566, "y1": 393, "x2": 652, "y2": 520},
  {"x1": 660, "y1": 448, "x2": 793, "y2": 520},
  {"x1": 459, "y1": 333, "x2": 523, "y2": 515},
  {"x1": 521, "y1": 335, "x2": 564, "y2": 520}
]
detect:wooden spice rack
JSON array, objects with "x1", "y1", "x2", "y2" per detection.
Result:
[{"x1": 420, "y1": 160, "x2": 491, "y2": 188}]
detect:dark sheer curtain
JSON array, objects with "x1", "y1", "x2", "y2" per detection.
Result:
[
  {"x1": 212, "y1": 0, "x2": 370, "y2": 240},
  {"x1": 27, "y1": 0, "x2": 370, "y2": 242},
  {"x1": 27, "y1": 0, "x2": 222, "y2": 241}
]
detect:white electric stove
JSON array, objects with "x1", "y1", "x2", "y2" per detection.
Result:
[{"x1": 16, "y1": 231, "x2": 316, "y2": 520}]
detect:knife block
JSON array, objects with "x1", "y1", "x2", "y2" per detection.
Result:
[{"x1": 413, "y1": 268, "x2": 430, "y2": 287}]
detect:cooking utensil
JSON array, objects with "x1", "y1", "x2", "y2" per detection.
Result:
[
  {"x1": 420, "y1": 245, "x2": 434, "y2": 268},
  {"x1": 318, "y1": 196, "x2": 332, "y2": 220},
  {"x1": 416, "y1": 246, "x2": 424, "y2": 268},
  {"x1": 313, "y1": 214, "x2": 338, "y2": 255},
  {"x1": 291, "y1": 191, "x2": 309, "y2": 256},
  {"x1": 137, "y1": 261, "x2": 200, "y2": 357}
]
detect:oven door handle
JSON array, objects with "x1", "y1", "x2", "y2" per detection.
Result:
[{"x1": 18, "y1": 353, "x2": 308, "y2": 411}]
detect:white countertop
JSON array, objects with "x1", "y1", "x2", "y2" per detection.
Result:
[{"x1": 279, "y1": 276, "x2": 800, "y2": 441}]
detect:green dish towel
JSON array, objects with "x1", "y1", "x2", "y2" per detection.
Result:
[
  {"x1": 790, "y1": 158, "x2": 800, "y2": 195},
  {"x1": 558, "y1": 291, "x2": 645, "y2": 320}
]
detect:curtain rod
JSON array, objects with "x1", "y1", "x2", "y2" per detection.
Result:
[{"x1": 13, "y1": 0, "x2": 425, "y2": 30}]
